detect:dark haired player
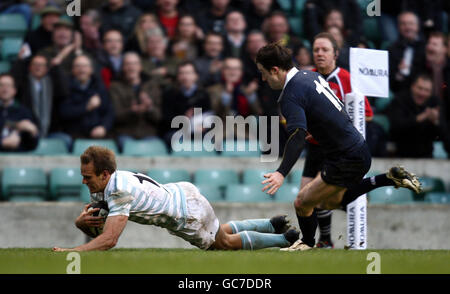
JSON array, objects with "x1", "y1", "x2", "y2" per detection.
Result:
[{"x1": 256, "y1": 42, "x2": 422, "y2": 251}]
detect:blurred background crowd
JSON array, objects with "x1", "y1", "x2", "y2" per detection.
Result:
[{"x1": 0, "y1": 0, "x2": 449, "y2": 159}]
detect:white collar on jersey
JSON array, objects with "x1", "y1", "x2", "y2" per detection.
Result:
[{"x1": 278, "y1": 67, "x2": 299, "y2": 102}]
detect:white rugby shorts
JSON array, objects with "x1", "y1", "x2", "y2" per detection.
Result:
[{"x1": 170, "y1": 182, "x2": 220, "y2": 249}]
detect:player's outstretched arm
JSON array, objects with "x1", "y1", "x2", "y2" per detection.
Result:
[
  {"x1": 262, "y1": 128, "x2": 306, "y2": 195},
  {"x1": 53, "y1": 215, "x2": 128, "y2": 252}
]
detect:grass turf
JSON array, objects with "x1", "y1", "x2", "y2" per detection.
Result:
[{"x1": 0, "y1": 248, "x2": 449, "y2": 274}]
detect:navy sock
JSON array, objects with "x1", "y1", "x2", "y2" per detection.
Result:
[
  {"x1": 297, "y1": 211, "x2": 317, "y2": 247},
  {"x1": 341, "y1": 174, "x2": 394, "y2": 210}
]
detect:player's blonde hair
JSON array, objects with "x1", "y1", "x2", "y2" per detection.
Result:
[{"x1": 80, "y1": 146, "x2": 117, "y2": 176}]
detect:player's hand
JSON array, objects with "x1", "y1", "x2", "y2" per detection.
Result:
[
  {"x1": 75, "y1": 204, "x2": 104, "y2": 228},
  {"x1": 262, "y1": 171, "x2": 284, "y2": 195},
  {"x1": 52, "y1": 247, "x2": 73, "y2": 252}
]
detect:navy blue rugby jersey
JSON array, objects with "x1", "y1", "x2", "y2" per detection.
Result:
[{"x1": 278, "y1": 69, "x2": 365, "y2": 155}]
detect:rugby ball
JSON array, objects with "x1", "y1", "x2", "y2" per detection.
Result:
[{"x1": 87, "y1": 201, "x2": 109, "y2": 236}]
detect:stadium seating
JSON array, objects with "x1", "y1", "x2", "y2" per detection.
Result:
[
  {"x1": 363, "y1": 17, "x2": 382, "y2": 43},
  {"x1": 424, "y1": 192, "x2": 450, "y2": 204},
  {"x1": 357, "y1": 0, "x2": 373, "y2": 12},
  {"x1": 372, "y1": 114, "x2": 390, "y2": 134},
  {"x1": 0, "y1": 14, "x2": 27, "y2": 38},
  {"x1": 289, "y1": 169, "x2": 303, "y2": 184},
  {"x1": 225, "y1": 184, "x2": 273, "y2": 202},
  {"x1": 221, "y1": 140, "x2": 261, "y2": 157},
  {"x1": 171, "y1": 140, "x2": 218, "y2": 157},
  {"x1": 79, "y1": 185, "x2": 91, "y2": 203},
  {"x1": 1, "y1": 168, "x2": 47, "y2": 201},
  {"x1": 368, "y1": 186, "x2": 414, "y2": 204},
  {"x1": 72, "y1": 139, "x2": 119, "y2": 156},
  {"x1": 275, "y1": 184, "x2": 299, "y2": 202},
  {"x1": 49, "y1": 167, "x2": 82, "y2": 201},
  {"x1": 122, "y1": 139, "x2": 168, "y2": 157},
  {"x1": 242, "y1": 169, "x2": 270, "y2": 184},
  {"x1": 194, "y1": 169, "x2": 239, "y2": 188},
  {"x1": 433, "y1": 141, "x2": 448, "y2": 159},
  {"x1": 147, "y1": 169, "x2": 190, "y2": 184},
  {"x1": 277, "y1": 0, "x2": 306, "y2": 37},
  {"x1": 374, "y1": 91, "x2": 394, "y2": 112},
  {"x1": 419, "y1": 177, "x2": 445, "y2": 194},
  {"x1": 31, "y1": 138, "x2": 69, "y2": 156},
  {"x1": 1, "y1": 37, "x2": 23, "y2": 61},
  {"x1": 31, "y1": 14, "x2": 41, "y2": 30},
  {"x1": 196, "y1": 184, "x2": 223, "y2": 202},
  {"x1": 0, "y1": 61, "x2": 10, "y2": 73}
]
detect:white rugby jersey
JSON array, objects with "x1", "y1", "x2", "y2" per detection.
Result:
[{"x1": 102, "y1": 171, "x2": 188, "y2": 232}]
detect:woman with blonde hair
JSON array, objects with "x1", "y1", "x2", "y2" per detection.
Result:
[{"x1": 125, "y1": 13, "x2": 163, "y2": 55}]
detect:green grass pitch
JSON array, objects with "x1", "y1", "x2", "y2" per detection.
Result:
[{"x1": 0, "y1": 248, "x2": 449, "y2": 274}]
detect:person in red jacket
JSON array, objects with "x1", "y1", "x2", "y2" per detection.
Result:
[{"x1": 305, "y1": 32, "x2": 373, "y2": 248}]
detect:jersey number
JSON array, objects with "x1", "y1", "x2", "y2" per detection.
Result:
[
  {"x1": 314, "y1": 76, "x2": 343, "y2": 111},
  {"x1": 133, "y1": 173, "x2": 160, "y2": 187}
]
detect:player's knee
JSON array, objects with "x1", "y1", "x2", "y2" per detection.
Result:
[{"x1": 294, "y1": 192, "x2": 306, "y2": 209}]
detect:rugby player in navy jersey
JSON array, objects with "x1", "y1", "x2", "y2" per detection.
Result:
[
  {"x1": 308, "y1": 32, "x2": 375, "y2": 249},
  {"x1": 256, "y1": 42, "x2": 422, "y2": 251}
]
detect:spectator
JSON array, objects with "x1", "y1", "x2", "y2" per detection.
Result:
[
  {"x1": 388, "y1": 11, "x2": 426, "y2": 94},
  {"x1": 323, "y1": 8, "x2": 360, "y2": 47},
  {"x1": 424, "y1": 32, "x2": 450, "y2": 101},
  {"x1": 161, "y1": 61, "x2": 212, "y2": 144},
  {"x1": 110, "y1": 52, "x2": 162, "y2": 150},
  {"x1": 96, "y1": 29, "x2": 125, "y2": 89},
  {"x1": 387, "y1": 74, "x2": 447, "y2": 158},
  {"x1": 170, "y1": 14, "x2": 203, "y2": 62},
  {"x1": 38, "y1": 18, "x2": 83, "y2": 75},
  {"x1": 59, "y1": 55, "x2": 114, "y2": 149},
  {"x1": 13, "y1": 55, "x2": 68, "y2": 138},
  {"x1": 194, "y1": 32, "x2": 224, "y2": 87},
  {"x1": 0, "y1": 0, "x2": 32, "y2": 27},
  {"x1": 125, "y1": 13, "x2": 162, "y2": 55},
  {"x1": 294, "y1": 44, "x2": 314, "y2": 71},
  {"x1": 304, "y1": 0, "x2": 362, "y2": 46},
  {"x1": 0, "y1": 74, "x2": 39, "y2": 152},
  {"x1": 142, "y1": 27, "x2": 179, "y2": 87},
  {"x1": 100, "y1": 0, "x2": 141, "y2": 43},
  {"x1": 79, "y1": 9, "x2": 103, "y2": 56},
  {"x1": 207, "y1": 57, "x2": 262, "y2": 139},
  {"x1": 242, "y1": 30, "x2": 267, "y2": 83},
  {"x1": 262, "y1": 11, "x2": 303, "y2": 51},
  {"x1": 246, "y1": 0, "x2": 279, "y2": 32},
  {"x1": 223, "y1": 10, "x2": 247, "y2": 58},
  {"x1": 22, "y1": 6, "x2": 62, "y2": 57},
  {"x1": 424, "y1": 32, "x2": 450, "y2": 155},
  {"x1": 196, "y1": 0, "x2": 232, "y2": 35},
  {"x1": 378, "y1": 0, "x2": 447, "y2": 43},
  {"x1": 156, "y1": 0, "x2": 181, "y2": 40},
  {"x1": 326, "y1": 25, "x2": 350, "y2": 71},
  {"x1": 241, "y1": 29, "x2": 279, "y2": 117}
]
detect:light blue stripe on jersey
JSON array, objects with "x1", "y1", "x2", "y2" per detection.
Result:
[
  {"x1": 134, "y1": 190, "x2": 148, "y2": 211},
  {"x1": 175, "y1": 184, "x2": 187, "y2": 219}
]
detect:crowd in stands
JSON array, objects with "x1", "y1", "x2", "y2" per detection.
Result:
[{"x1": 0, "y1": 0, "x2": 449, "y2": 159}]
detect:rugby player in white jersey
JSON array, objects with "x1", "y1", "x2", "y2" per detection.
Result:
[{"x1": 53, "y1": 146, "x2": 299, "y2": 251}]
